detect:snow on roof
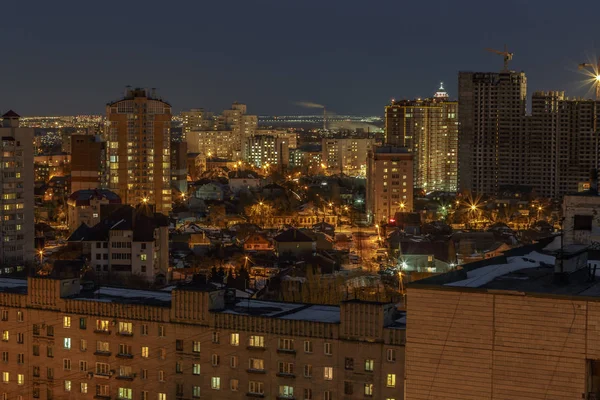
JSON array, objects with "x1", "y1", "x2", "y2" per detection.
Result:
[
  {"x1": 0, "y1": 278, "x2": 28, "y2": 290},
  {"x1": 446, "y1": 251, "x2": 555, "y2": 288},
  {"x1": 89, "y1": 287, "x2": 173, "y2": 303},
  {"x1": 280, "y1": 305, "x2": 340, "y2": 323}
]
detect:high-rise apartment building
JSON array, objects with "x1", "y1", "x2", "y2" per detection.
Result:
[
  {"x1": 70, "y1": 135, "x2": 105, "y2": 193},
  {"x1": 170, "y1": 141, "x2": 187, "y2": 194},
  {"x1": 366, "y1": 146, "x2": 413, "y2": 224},
  {"x1": 458, "y1": 71, "x2": 527, "y2": 195},
  {"x1": 321, "y1": 138, "x2": 375, "y2": 177},
  {"x1": 385, "y1": 85, "x2": 458, "y2": 192},
  {"x1": 528, "y1": 91, "x2": 600, "y2": 198},
  {"x1": 0, "y1": 111, "x2": 34, "y2": 268},
  {"x1": 106, "y1": 88, "x2": 172, "y2": 214},
  {"x1": 242, "y1": 135, "x2": 290, "y2": 170}
]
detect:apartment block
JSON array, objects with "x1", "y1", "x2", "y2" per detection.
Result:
[
  {"x1": 33, "y1": 154, "x2": 70, "y2": 184},
  {"x1": 528, "y1": 91, "x2": 600, "y2": 198},
  {"x1": 366, "y1": 146, "x2": 413, "y2": 224},
  {"x1": 256, "y1": 129, "x2": 298, "y2": 149},
  {"x1": 406, "y1": 244, "x2": 600, "y2": 400},
  {"x1": 321, "y1": 138, "x2": 375, "y2": 177},
  {"x1": 0, "y1": 275, "x2": 405, "y2": 400},
  {"x1": 458, "y1": 71, "x2": 527, "y2": 195},
  {"x1": 68, "y1": 205, "x2": 169, "y2": 283},
  {"x1": 181, "y1": 109, "x2": 214, "y2": 138},
  {"x1": 106, "y1": 88, "x2": 172, "y2": 214},
  {"x1": 385, "y1": 86, "x2": 458, "y2": 192},
  {"x1": 242, "y1": 135, "x2": 289, "y2": 170},
  {"x1": 70, "y1": 135, "x2": 105, "y2": 193},
  {"x1": 185, "y1": 130, "x2": 239, "y2": 159},
  {"x1": 0, "y1": 111, "x2": 34, "y2": 268}
]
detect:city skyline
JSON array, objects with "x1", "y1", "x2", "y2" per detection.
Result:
[{"x1": 1, "y1": 0, "x2": 600, "y2": 116}]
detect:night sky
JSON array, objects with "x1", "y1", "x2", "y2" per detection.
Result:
[{"x1": 2, "y1": 0, "x2": 600, "y2": 116}]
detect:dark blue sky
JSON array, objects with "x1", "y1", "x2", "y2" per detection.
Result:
[{"x1": 2, "y1": 0, "x2": 600, "y2": 116}]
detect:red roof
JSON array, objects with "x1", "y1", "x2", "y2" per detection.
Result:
[{"x1": 2, "y1": 110, "x2": 20, "y2": 118}]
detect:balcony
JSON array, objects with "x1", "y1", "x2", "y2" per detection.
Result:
[
  {"x1": 93, "y1": 372, "x2": 111, "y2": 379},
  {"x1": 115, "y1": 374, "x2": 135, "y2": 381},
  {"x1": 116, "y1": 331, "x2": 133, "y2": 337},
  {"x1": 246, "y1": 369, "x2": 267, "y2": 375},
  {"x1": 93, "y1": 396, "x2": 111, "y2": 400},
  {"x1": 276, "y1": 373, "x2": 296, "y2": 379},
  {"x1": 116, "y1": 353, "x2": 134, "y2": 359},
  {"x1": 246, "y1": 393, "x2": 265, "y2": 398},
  {"x1": 93, "y1": 351, "x2": 112, "y2": 357},
  {"x1": 94, "y1": 329, "x2": 111, "y2": 335},
  {"x1": 276, "y1": 349, "x2": 296, "y2": 355},
  {"x1": 246, "y1": 345, "x2": 266, "y2": 351}
]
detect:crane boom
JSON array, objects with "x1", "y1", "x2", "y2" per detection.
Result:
[{"x1": 485, "y1": 44, "x2": 514, "y2": 72}]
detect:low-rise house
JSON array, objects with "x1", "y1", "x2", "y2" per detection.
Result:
[
  {"x1": 194, "y1": 182, "x2": 227, "y2": 201},
  {"x1": 228, "y1": 170, "x2": 262, "y2": 194},
  {"x1": 243, "y1": 233, "x2": 272, "y2": 251},
  {"x1": 274, "y1": 228, "x2": 316, "y2": 257}
]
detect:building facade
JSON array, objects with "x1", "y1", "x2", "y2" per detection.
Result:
[
  {"x1": 106, "y1": 88, "x2": 172, "y2": 214},
  {"x1": 70, "y1": 135, "x2": 105, "y2": 193},
  {"x1": 366, "y1": 147, "x2": 413, "y2": 224},
  {"x1": 458, "y1": 71, "x2": 527, "y2": 195},
  {"x1": 321, "y1": 138, "x2": 375, "y2": 177},
  {"x1": 185, "y1": 130, "x2": 239, "y2": 159},
  {"x1": 33, "y1": 154, "x2": 70, "y2": 184},
  {"x1": 0, "y1": 111, "x2": 34, "y2": 268},
  {"x1": 406, "y1": 246, "x2": 600, "y2": 400},
  {"x1": 170, "y1": 141, "x2": 187, "y2": 194},
  {"x1": 66, "y1": 189, "x2": 121, "y2": 233},
  {"x1": 242, "y1": 135, "x2": 289, "y2": 170},
  {"x1": 385, "y1": 86, "x2": 458, "y2": 191},
  {"x1": 528, "y1": 92, "x2": 600, "y2": 198},
  {"x1": 0, "y1": 276, "x2": 405, "y2": 400}
]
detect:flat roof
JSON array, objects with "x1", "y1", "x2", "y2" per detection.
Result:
[
  {"x1": 219, "y1": 299, "x2": 341, "y2": 323},
  {"x1": 411, "y1": 247, "x2": 600, "y2": 298}
]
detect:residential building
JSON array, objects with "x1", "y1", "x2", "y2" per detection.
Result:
[
  {"x1": 527, "y1": 91, "x2": 600, "y2": 198},
  {"x1": 186, "y1": 130, "x2": 239, "y2": 159},
  {"x1": 0, "y1": 111, "x2": 34, "y2": 268},
  {"x1": 106, "y1": 88, "x2": 172, "y2": 214},
  {"x1": 66, "y1": 189, "x2": 121, "y2": 233},
  {"x1": 289, "y1": 146, "x2": 322, "y2": 174},
  {"x1": 385, "y1": 84, "x2": 458, "y2": 191},
  {"x1": 70, "y1": 134, "x2": 105, "y2": 193},
  {"x1": 243, "y1": 233, "x2": 272, "y2": 251},
  {"x1": 193, "y1": 183, "x2": 227, "y2": 201},
  {"x1": 0, "y1": 276, "x2": 405, "y2": 400},
  {"x1": 366, "y1": 146, "x2": 413, "y2": 224},
  {"x1": 562, "y1": 181, "x2": 600, "y2": 246},
  {"x1": 170, "y1": 141, "x2": 187, "y2": 194},
  {"x1": 181, "y1": 108, "x2": 214, "y2": 138},
  {"x1": 67, "y1": 205, "x2": 169, "y2": 282},
  {"x1": 458, "y1": 71, "x2": 527, "y2": 195},
  {"x1": 256, "y1": 129, "x2": 298, "y2": 149},
  {"x1": 205, "y1": 157, "x2": 237, "y2": 172},
  {"x1": 33, "y1": 153, "x2": 70, "y2": 183},
  {"x1": 321, "y1": 138, "x2": 375, "y2": 177},
  {"x1": 242, "y1": 135, "x2": 289, "y2": 170},
  {"x1": 406, "y1": 244, "x2": 600, "y2": 400},
  {"x1": 274, "y1": 228, "x2": 316, "y2": 257},
  {"x1": 228, "y1": 170, "x2": 262, "y2": 194}
]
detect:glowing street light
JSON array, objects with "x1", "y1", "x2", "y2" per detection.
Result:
[
  {"x1": 142, "y1": 197, "x2": 149, "y2": 204},
  {"x1": 399, "y1": 202, "x2": 406, "y2": 210}
]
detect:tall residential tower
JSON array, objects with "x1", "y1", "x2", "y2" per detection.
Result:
[
  {"x1": 458, "y1": 71, "x2": 527, "y2": 195},
  {"x1": 0, "y1": 111, "x2": 34, "y2": 267},
  {"x1": 385, "y1": 84, "x2": 458, "y2": 192},
  {"x1": 106, "y1": 88, "x2": 172, "y2": 214}
]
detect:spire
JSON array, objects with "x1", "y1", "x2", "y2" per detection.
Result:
[{"x1": 434, "y1": 82, "x2": 449, "y2": 99}]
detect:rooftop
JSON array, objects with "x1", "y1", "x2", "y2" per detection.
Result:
[{"x1": 411, "y1": 244, "x2": 600, "y2": 298}]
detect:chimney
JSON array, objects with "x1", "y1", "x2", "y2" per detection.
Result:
[{"x1": 591, "y1": 169, "x2": 598, "y2": 194}]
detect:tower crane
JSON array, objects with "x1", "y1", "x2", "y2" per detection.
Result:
[
  {"x1": 485, "y1": 45, "x2": 514, "y2": 72},
  {"x1": 578, "y1": 58, "x2": 600, "y2": 100}
]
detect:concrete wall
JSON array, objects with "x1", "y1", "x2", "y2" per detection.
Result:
[{"x1": 407, "y1": 287, "x2": 593, "y2": 399}]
